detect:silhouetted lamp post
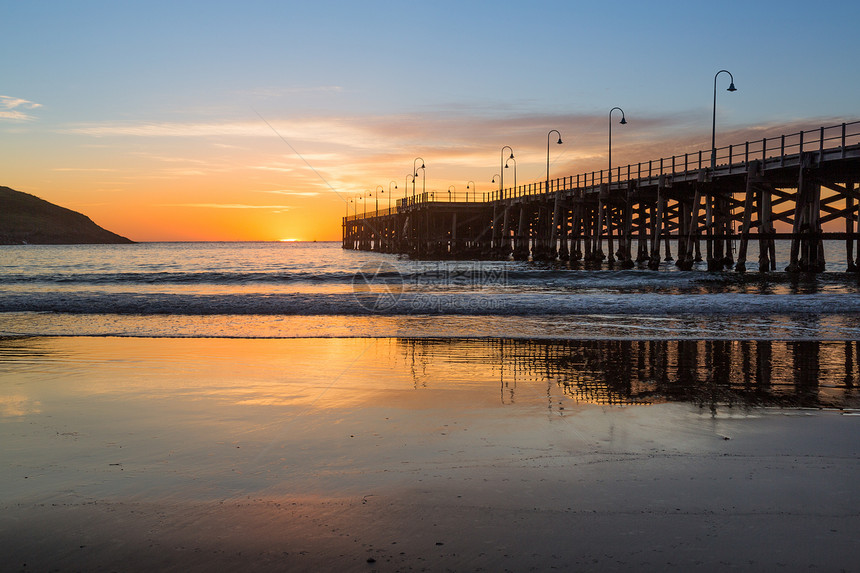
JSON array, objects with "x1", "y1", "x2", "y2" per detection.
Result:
[
  {"x1": 505, "y1": 156, "x2": 517, "y2": 190},
  {"x1": 375, "y1": 185, "x2": 384, "y2": 212},
  {"x1": 413, "y1": 157, "x2": 425, "y2": 198},
  {"x1": 466, "y1": 180, "x2": 475, "y2": 202},
  {"x1": 711, "y1": 70, "x2": 737, "y2": 170},
  {"x1": 608, "y1": 108, "x2": 626, "y2": 186},
  {"x1": 500, "y1": 146, "x2": 514, "y2": 198},
  {"x1": 388, "y1": 181, "x2": 397, "y2": 210},
  {"x1": 405, "y1": 174, "x2": 415, "y2": 201},
  {"x1": 448, "y1": 185, "x2": 455, "y2": 202},
  {"x1": 546, "y1": 129, "x2": 563, "y2": 192}
]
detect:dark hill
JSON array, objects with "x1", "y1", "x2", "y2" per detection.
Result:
[{"x1": 0, "y1": 186, "x2": 133, "y2": 244}]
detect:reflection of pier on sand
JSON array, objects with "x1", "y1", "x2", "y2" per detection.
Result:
[{"x1": 399, "y1": 338, "x2": 860, "y2": 410}]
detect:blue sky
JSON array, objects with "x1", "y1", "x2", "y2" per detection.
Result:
[{"x1": 1, "y1": 0, "x2": 858, "y2": 240}]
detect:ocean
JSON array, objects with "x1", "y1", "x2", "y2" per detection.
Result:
[{"x1": 1, "y1": 240, "x2": 859, "y2": 340}]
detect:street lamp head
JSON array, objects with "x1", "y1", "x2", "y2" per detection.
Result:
[
  {"x1": 556, "y1": 137, "x2": 563, "y2": 144},
  {"x1": 727, "y1": 82, "x2": 737, "y2": 92},
  {"x1": 420, "y1": 163, "x2": 425, "y2": 169},
  {"x1": 508, "y1": 152, "x2": 514, "y2": 160},
  {"x1": 619, "y1": 116, "x2": 627, "y2": 125}
]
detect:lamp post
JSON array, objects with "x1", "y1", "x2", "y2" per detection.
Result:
[
  {"x1": 711, "y1": 70, "x2": 737, "y2": 170},
  {"x1": 466, "y1": 181, "x2": 475, "y2": 202},
  {"x1": 500, "y1": 146, "x2": 514, "y2": 198},
  {"x1": 388, "y1": 181, "x2": 397, "y2": 210},
  {"x1": 413, "y1": 157, "x2": 425, "y2": 198},
  {"x1": 405, "y1": 174, "x2": 415, "y2": 200},
  {"x1": 353, "y1": 194, "x2": 361, "y2": 218},
  {"x1": 375, "y1": 185, "x2": 384, "y2": 213},
  {"x1": 608, "y1": 108, "x2": 626, "y2": 186},
  {"x1": 546, "y1": 129, "x2": 563, "y2": 193},
  {"x1": 505, "y1": 156, "x2": 517, "y2": 190},
  {"x1": 448, "y1": 185, "x2": 455, "y2": 202}
]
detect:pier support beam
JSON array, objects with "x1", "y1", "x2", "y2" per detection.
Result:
[
  {"x1": 847, "y1": 180, "x2": 857, "y2": 272},
  {"x1": 736, "y1": 161, "x2": 762, "y2": 273},
  {"x1": 787, "y1": 153, "x2": 825, "y2": 273}
]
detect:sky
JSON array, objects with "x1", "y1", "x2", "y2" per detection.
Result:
[{"x1": 1, "y1": 0, "x2": 858, "y2": 241}]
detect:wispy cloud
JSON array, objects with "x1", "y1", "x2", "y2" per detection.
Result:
[
  {"x1": 0, "y1": 95, "x2": 42, "y2": 121},
  {"x1": 52, "y1": 167, "x2": 119, "y2": 172},
  {"x1": 256, "y1": 190, "x2": 321, "y2": 197},
  {"x1": 53, "y1": 109, "x2": 844, "y2": 197},
  {"x1": 160, "y1": 203, "x2": 293, "y2": 210}
]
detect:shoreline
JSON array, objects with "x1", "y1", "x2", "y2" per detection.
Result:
[{"x1": 3, "y1": 312, "x2": 860, "y2": 341}]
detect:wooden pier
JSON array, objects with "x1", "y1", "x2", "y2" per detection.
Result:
[{"x1": 343, "y1": 121, "x2": 860, "y2": 272}]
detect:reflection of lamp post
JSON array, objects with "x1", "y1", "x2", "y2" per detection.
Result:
[
  {"x1": 711, "y1": 70, "x2": 737, "y2": 170},
  {"x1": 608, "y1": 108, "x2": 626, "y2": 186},
  {"x1": 505, "y1": 156, "x2": 517, "y2": 189},
  {"x1": 448, "y1": 185, "x2": 455, "y2": 202},
  {"x1": 500, "y1": 146, "x2": 514, "y2": 196},
  {"x1": 388, "y1": 181, "x2": 397, "y2": 210},
  {"x1": 546, "y1": 129, "x2": 562, "y2": 192},
  {"x1": 466, "y1": 181, "x2": 475, "y2": 202},
  {"x1": 413, "y1": 157, "x2": 425, "y2": 198}
]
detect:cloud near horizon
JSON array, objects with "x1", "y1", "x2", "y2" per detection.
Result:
[{"x1": 158, "y1": 203, "x2": 294, "y2": 211}]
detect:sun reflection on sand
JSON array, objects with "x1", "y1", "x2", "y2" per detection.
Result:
[{"x1": 0, "y1": 394, "x2": 42, "y2": 416}]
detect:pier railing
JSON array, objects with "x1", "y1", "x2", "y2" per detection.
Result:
[
  {"x1": 346, "y1": 120, "x2": 860, "y2": 219},
  {"x1": 475, "y1": 120, "x2": 860, "y2": 202}
]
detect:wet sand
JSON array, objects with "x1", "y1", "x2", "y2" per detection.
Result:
[{"x1": 1, "y1": 337, "x2": 859, "y2": 571}]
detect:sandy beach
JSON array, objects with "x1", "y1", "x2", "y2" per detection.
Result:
[{"x1": 1, "y1": 336, "x2": 859, "y2": 572}]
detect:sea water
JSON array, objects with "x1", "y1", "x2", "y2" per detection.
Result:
[{"x1": 1, "y1": 240, "x2": 859, "y2": 339}]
